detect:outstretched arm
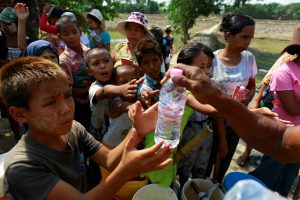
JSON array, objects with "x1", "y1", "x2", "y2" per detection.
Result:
[
  {"x1": 46, "y1": 103, "x2": 172, "y2": 200},
  {"x1": 164, "y1": 64, "x2": 300, "y2": 163}
]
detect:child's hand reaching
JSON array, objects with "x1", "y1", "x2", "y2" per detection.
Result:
[
  {"x1": 117, "y1": 128, "x2": 173, "y2": 179},
  {"x1": 129, "y1": 101, "x2": 158, "y2": 138},
  {"x1": 121, "y1": 78, "x2": 144, "y2": 99},
  {"x1": 140, "y1": 89, "x2": 160, "y2": 108}
]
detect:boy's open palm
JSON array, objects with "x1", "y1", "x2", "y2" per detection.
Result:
[
  {"x1": 129, "y1": 101, "x2": 158, "y2": 137},
  {"x1": 119, "y1": 129, "x2": 173, "y2": 178}
]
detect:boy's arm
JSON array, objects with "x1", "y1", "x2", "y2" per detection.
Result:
[
  {"x1": 46, "y1": 129, "x2": 172, "y2": 200},
  {"x1": 93, "y1": 79, "x2": 142, "y2": 103},
  {"x1": 15, "y1": 3, "x2": 29, "y2": 51},
  {"x1": 252, "y1": 82, "x2": 267, "y2": 109}
]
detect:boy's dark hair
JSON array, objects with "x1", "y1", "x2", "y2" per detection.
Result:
[
  {"x1": 47, "y1": 6, "x2": 64, "y2": 19},
  {"x1": 56, "y1": 16, "x2": 79, "y2": 33},
  {"x1": 0, "y1": 57, "x2": 68, "y2": 109},
  {"x1": 113, "y1": 64, "x2": 137, "y2": 84},
  {"x1": 84, "y1": 47, "x2": 111, "y2": 66},
  {"x1": 177, "y1": 42, "x2": 214, "y2": 65},
  {"x1": 135, "y1": 38, "x2": 162, "y2": 66},
  {"x1": 220, "y1": 12, "x2": 255, "y2": 40}
]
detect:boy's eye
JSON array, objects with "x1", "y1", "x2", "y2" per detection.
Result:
[{"x1": 44, "y1": 99, "x2": 55, "y2": 107}]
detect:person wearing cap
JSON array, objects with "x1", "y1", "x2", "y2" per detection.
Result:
[
  {"x1": 247, "y1": 43, "x2": 300, "y2": 197},
  {"x1": 39, "y1": 3, "x2": 64, "y2": 35},
  {"x1": 163, "y1": 25, "x2": 174, "y2": 70},
  {"x1": 0, "y1": 3, "x2": 30, "y2": 67},
  {"x1": 111, "y1": 12, "x2": 152, "y2": 74},
  {"x1": 0, "y1": 3, "x2": 31, "y2": 142},
  {"x1": 86, "y1": 9, "x2": 110, "y2": 51}
]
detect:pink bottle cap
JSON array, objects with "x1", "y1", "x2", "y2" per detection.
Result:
[
  {"x1": 170, "y1": 68, "x2": 183, "y2": 77},
  {"x1": 239, "y1": 86, "x2": 246, "y2": 90}
]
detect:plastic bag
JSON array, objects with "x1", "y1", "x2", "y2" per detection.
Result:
[{"x1": 224, "y1": 179, "x2": 286, "y2": 200}]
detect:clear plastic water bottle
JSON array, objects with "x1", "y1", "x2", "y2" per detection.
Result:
[{"x1": 154, "y1": 68, "x2": 187, "y2": 148}]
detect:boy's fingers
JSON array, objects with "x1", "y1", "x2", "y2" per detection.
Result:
[
  {"x1": 133, "y1": 101, "x2": 143, "y2": 116},
  {"x1": 149, "y1": 90, "x2": 160, "y2": 96},
  {"x1": 144, "y1": 102, "x2": 158, "y2": 114},
  {"x1": 129, "y1": 79, "x2": 137, "y2": 85},
  {"x1": 136, "y1": 78, "x2": 144, "y2": 85},
  {"x1": 151, "y1": 158, "x2": 173, "y2": 171}
]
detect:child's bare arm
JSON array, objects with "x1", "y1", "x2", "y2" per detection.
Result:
[
  {"x1": 45, "y1": 129, "x2": 172, "y2": 200},
  {"x1": 93, "y1": 102, "x2": 163, "y2": 170},
  {"x1": 93, "y1": 79, "x2": 143, "y2": 102}
]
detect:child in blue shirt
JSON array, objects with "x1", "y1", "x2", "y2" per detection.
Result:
[{"x1": 86, "y1": 9, "x2": 110, "y2": 51}]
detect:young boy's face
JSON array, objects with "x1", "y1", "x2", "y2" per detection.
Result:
[
  {"x1": 24, "y1": 79, "x2": 74, "y2": 136},
  {"x1": 58, "y1": 23, "x2": 81, "y2": 49},
  {"x1": 87, "y1": 50, "x2": 113, "y2": 84},
  {"x1": 140, "y1": 53, "x2": 162, "y2": 81},
  {"x1": 192, "y1": 51, "x2": 212, "y2": 77}
]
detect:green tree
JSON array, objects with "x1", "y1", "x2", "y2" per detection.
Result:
[
  {"x1": 168, "y1": 0, "x2": 221, "y2": 44},
  {"x1": 15, "y1": 0, "x2": 120, "y2": 39}
]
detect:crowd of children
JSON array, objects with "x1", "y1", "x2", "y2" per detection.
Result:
[{"x1": 1, "y1": 1, "x2": 300, "y2": 200}]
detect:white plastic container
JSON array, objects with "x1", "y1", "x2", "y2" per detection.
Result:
[
  {"x1": 181, "y1": 179, "x2": 224, "y2": 200},
  {"x1": 132, "y1": 184, "x2": 178, "y2": 200}
]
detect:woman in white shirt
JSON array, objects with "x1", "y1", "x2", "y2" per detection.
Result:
[{"x1": 211, "y1": 12, "x2": 257, "y2": 182}]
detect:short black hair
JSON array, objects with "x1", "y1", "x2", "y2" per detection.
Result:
[
  {"x1": 55, "y1": 16, "x2": 79, "y2": 33},
  {"x1": 177, "y1": 42, "x2": 214, "y2": 65},
  {"x1": 47, "y1": 6, "x2": 64, "y2": 19},
  {"x1": 135, "y1": 38, "x2": 162, "y2": 66},
  {"x1": 220, "y1": 12, "x2": 255, "y2": 40},
  {"x1": 84, "y1": 47, "x2": 110, "y2": 66}
]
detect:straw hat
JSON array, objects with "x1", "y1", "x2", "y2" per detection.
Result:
[{"x1": 116, "y1": 12, "x2": 152, "y2": 37}]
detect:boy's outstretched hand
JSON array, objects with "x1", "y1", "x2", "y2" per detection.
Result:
[
  {"x1": 129, "y1": 101, "x2": 158, "y2": 137},
  {"x1": 140, "y1": 89, "x2": 160, "y2": 108},
  {"x1": 118, "y1": 128, "x2": 173, "y2": 179},
  {"x1": 122, "y1": 78, "x2": 144, "y2": 99}
]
